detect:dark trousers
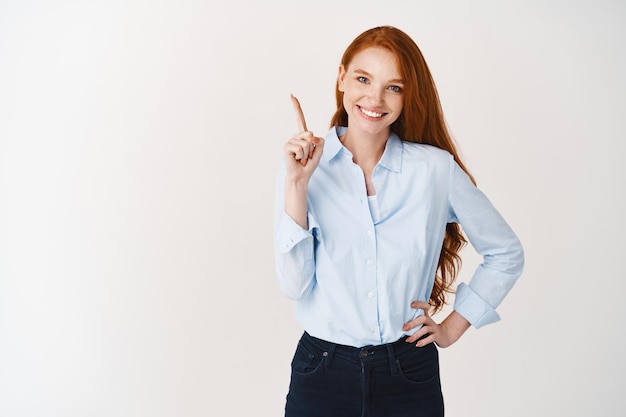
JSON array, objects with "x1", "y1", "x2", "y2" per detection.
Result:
[{"x1": 285, "y1": 332, "x2": 444, "y2": 417}]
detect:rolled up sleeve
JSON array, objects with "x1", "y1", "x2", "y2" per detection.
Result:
[{"x1": 448, "y1": 158, "x2": 525, "y2": 328}]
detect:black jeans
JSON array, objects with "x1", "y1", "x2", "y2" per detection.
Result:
[{"x1": 285, "y1": 332, "x2": 444, "y2": 417}]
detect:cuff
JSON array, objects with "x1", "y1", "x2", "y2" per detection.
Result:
[
  {"x1": 275, "y1": 211, "x2": 315, "y2": 253},
  {"x1": 454, "y1": 283, "x2": 501, "y2": 329}
]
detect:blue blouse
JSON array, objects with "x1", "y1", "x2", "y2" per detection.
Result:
[{"x1": 274, "y1": 126, "x2": 524, "y2": 347}]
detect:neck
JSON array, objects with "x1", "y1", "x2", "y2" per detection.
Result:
[{"x1": 340, "y1": 128, "x2": 388, "y2": 171}]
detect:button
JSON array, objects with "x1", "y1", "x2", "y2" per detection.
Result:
[
  {"x1": 366, "y1": 229, "x2": 373, "y2": 236},
  {"x1": 360, "y1": 350, "x2": 368, "y2": 359},
  {"x1": 367, "y1": 292, "x2": 374, "y2": 298},
  {"x1": 366, "y1": 259, "x2": 374, "y2": 266}
]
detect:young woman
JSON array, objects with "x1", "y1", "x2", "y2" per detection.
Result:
[{"x1": 274, "y1": 26, "x2": 524, "y2": 417}]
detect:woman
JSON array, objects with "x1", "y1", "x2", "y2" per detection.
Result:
[{"x1": 274, "y1": 26, "x2": 524, "y2": 417}]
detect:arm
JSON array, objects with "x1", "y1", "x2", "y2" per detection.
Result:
[
  {"x1": 447, "y1": 159, "x2": 525, "y2": 328},
  {"x1": 404, "y1": 158, "x2": 524, "y2": 347},
  {"x1": 283, "y1": 95, "x2": 322, "y2": 228},
  {"x1": 273, "y1": 95, "x2": 325, "y2": 299}
]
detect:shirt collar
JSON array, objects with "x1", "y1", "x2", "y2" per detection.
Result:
[
  {"x1": 323, "y1": 126, "x2": 403, "y2": 173},
  {"x1": 321, "y1": 126, "x2": 345, "y2": 164}
]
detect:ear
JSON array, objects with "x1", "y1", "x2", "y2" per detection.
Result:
[{"x1": 337, "y1": 64, "x2": 346, "y2": 92}]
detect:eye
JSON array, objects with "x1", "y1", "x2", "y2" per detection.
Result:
[
  {"x1": 357, "y1": 76, "x2": 369, "y2": 84},
  {"x1": 388, "y1": 85, "x2": 403, "y2": 93}
]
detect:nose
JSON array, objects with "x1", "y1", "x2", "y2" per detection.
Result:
[{"x1": 367, "y1": 87, "x2": 384, "y2": 104}]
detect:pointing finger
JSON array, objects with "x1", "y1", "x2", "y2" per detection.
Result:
[{"x1": 290, "y1": 94, "x2": 308, "y2": 132}]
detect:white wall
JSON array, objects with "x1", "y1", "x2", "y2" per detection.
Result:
[{"x1": 1, "y1": 0, "x2": 624, "y2": 416}]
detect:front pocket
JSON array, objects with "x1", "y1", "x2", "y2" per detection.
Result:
[
  {"x1": 395, "y1": 344, "x2": 440, "y2": 385},
  {"x1": 291, "y1": 340, "x2": 325, "y2": 375}
]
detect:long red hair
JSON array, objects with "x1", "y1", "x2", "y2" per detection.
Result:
[{"x1": 330, "y1": 26, "x2": 475, "y2": 313}]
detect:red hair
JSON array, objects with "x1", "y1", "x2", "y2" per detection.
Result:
[{"x1": 331, "y1": 26, "x2": 475, "y2": 313}]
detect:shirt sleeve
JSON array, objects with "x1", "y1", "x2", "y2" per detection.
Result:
[
  {"x1": 273, "y1": 160, "x2": 318, "y2": 300},
  {"x1": 447, "y1": 158, "x2": 524, "y2": 328}
]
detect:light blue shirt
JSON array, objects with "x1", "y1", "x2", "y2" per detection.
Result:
[{"x1": 274, "y1": 127, "x2": 524, "y2": 348}]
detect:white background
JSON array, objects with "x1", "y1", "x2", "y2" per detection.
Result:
[{"x1": 1, "y1": 0, "x2": 625, "y2": 416}]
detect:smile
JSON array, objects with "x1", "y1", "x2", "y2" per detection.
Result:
[{"x1": 358, "y1": 106, "x2": 385, "y2": 118}]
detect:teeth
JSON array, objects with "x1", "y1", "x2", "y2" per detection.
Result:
[{"x1": 360, "y1": 107, "x2": 383, "y2": 118}]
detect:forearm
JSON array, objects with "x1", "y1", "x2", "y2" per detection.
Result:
[
  {"x1": 284, "y1": 178, "x2": 309, "y2": 229},
  {"x1": 274, "y1": 207, "x2": 316, "y2": 300}
]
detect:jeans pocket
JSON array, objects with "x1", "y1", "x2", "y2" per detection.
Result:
[
  {"x1": 395, "y1": 343, "x2": 440, "y2": 385},
  {"x1": 291, "y1": 340, "x2": 325, "y2": 375}
]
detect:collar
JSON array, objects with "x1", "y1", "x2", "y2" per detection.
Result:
[{"x1": 322, "y1": 126, "x2": 403, "y2": 173}]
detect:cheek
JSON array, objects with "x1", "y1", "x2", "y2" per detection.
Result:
[
  {"x1": 390, "y1": 96, "x2": 404, "y2": 114},
  {"x1": 342, "y1": 91, "x2": 354, "y2": 112},
  {"x1": 388, "y1": 98, "x2": 404, "y2": 123}
]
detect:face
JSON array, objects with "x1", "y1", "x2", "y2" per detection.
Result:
[{"x1": 337, "y1": 47, "x2": 404, "y2": 138}]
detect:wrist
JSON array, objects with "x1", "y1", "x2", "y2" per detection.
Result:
[
  {"x1": 441, "y1": 311, "x2": 471, "y2": 344},
  {"x1": 284, "y1": 180, "x2": 309, "y2": 230},
  {"x1": 284, "y1": 176, "x2": 310, "y2": 190}
]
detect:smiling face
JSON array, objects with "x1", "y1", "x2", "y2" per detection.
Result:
[{"x1": 337, "y1": 46, "x2": 404, "y2": 139}]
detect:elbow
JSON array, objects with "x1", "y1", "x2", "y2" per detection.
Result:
[
  {"x1": 278, "y1": 276, "x2": 314, "y2": 301},
  {"x1": 508, "y1": 239, "x2": 525, "y2": 279},
  {"x1": 515, "y1": 238, "x2": 525, "y2": 272},
  {"x1": 485, "y1": 238, "x2": 525, "y2": 278},
  {"x1": 275, "y1": 254, "x2": 316, "y2": 300}
]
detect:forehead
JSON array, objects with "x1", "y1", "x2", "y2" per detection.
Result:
[{"x1": 347, "y1": 47, "x2": 401, "y2": 78}]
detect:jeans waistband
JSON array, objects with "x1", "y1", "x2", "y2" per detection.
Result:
[{"x1": 301, "y1": 331, "x2": 421, "y2": 375}]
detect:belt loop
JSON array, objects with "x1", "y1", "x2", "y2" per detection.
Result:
[
  {"x1": 386, "y1": 342, "x2": 398, "y2": 376},
  {"x1": 324, "y1": 342, "x2": 336, "y2": 369}
]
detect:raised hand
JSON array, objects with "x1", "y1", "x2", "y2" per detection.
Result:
[
  {"x1": 282, "y1": 95, "x2": 325, "y2": 229},
  {"x1": 283, "y1": 95, "x2": 324, "y2": 182}
]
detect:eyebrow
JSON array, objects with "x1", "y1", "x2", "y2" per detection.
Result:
[{"x1": 353, "y1": 68, "x2": 404, "y2": 84}]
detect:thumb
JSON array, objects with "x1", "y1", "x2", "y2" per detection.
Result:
[
  {"x1": 310, "y1": 136, "x2": 325, "y2": 160},
  {"x1": 410, "y1": 301, "x2": 431, "y2": 315}
]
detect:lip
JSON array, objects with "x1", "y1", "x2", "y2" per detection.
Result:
[{"x1": 357, "y1": 105, "x2": 387, "y2": 119}]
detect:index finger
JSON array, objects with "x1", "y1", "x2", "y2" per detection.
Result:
[{"x1": 290, "y1": 94, "x2": 308, "y2": 132}]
